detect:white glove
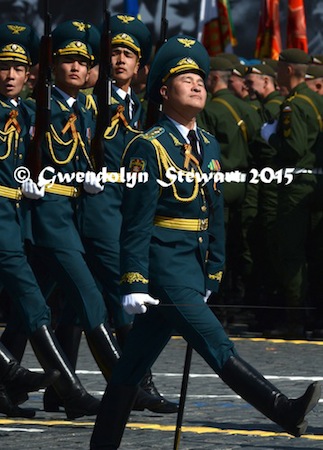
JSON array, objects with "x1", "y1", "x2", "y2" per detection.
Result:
[
  {"x1": 83, "y1": 172, "x2": 104, "y2": 194},
  {"x1": 21, "y1": 179, "x2": 45, "y2": 199},
  {"x1": 203, "y1": 290, "x2": 212, "y2": 303},
  {"x1": 122, "y1": 293, "x2": 160, "y2": 314},
  {"x1": 260, "y1": 120, "x2": 278, "y2": 142}
]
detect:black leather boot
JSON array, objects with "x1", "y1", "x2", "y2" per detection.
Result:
[
  {"x1": 43, "y1": 324, "x2": 83, "y2": 412},
  {"x1": 0, "y1": 341, "x2": 60, "y2": 405},
  {"x1": 85, "y1": 323, "x2": 121, "y2": 380},
  {"x1": 220, "y1": 355, "x2": 321, "y2": 437},
  {"x1": 0, "y1": 384, "x2": 35, "y2": 418},
  {"x1": 133, "y1": 370, "x2": 178, "y2": 413},
  {"x1": 90, "y1": 384, "x2": 139, "y2": 450},
  {"x1": 30, "y1": 325, "x2": 100, "y2": 420},
  {"x1": 115, "y1": 325, "x2": 178, "y2": 414}
]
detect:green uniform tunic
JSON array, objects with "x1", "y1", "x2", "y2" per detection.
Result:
[{"x1": 27, "y1": 87, "x2": 108, "y2": 332}]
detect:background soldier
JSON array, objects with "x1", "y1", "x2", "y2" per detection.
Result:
[
  {"x1": 198, "y1": 56, "x2": 262, "y2": 327},
  {"x1": 244, "y1": 63, "x2": 285, "y2": 334},
  {"x1": 261, "y1": 48, "x2": 323, "y2": 338}
]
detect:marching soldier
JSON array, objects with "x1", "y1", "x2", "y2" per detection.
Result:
[
  {"x1": 78, "y1": 14, "x2": 177, "y2": 413},
  {"x1": 20, "y1": 18, "x2": 171, "y2": 414},
  {"x1": 0, "y1": 21, "x2": 101, "y2": 419},
  {"x1": 20, "y1": 19, "x2": 126, "y2": 410},
  {"x1": 90, "y1": 35, "x2": 321, "y2": 449}
]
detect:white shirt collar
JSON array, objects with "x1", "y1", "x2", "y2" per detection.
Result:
[
  {"x1": 166, "y1": 116, "x2": 199, "y2": 143},
  {"x1": 54, "y1": 86, "x2": 77, "y2": 108},
  {"x1": 113, "y1": 85, "x2": 133, "y2": 103},
  {"x1": 10, "y1": 98, "x2": 19, "y2": 107}
]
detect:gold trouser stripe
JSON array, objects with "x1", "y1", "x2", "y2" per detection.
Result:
[
  {"x1": 154, "y1": 215, "x2": 208, "y2": 231},
  {"x1": 45, "y1": 183, "x2": 80, "y2": 197},
  {"x1": 0, "y1": 185, "x2": 22, "y2": 200}
]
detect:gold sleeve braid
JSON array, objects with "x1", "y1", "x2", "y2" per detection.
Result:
[
  {"x1": 120, "y1": 272, "x2": 149, "y2": 285},
  {"x1": 208, "y1": 271, "x2": 223, "y2": 282}
]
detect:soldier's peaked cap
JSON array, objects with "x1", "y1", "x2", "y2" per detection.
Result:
[
  {"x1": 306, "y1": 64, "x2": 323, "y2": 79},
  {"x1": 0, "y1": 22, "x2": 39, "y2": 66},
  {"x1": 52, "y1": 20, "x2": 100, "y2": 64},
  {"x1": 209, "y1": 56, "x2": 234, "y2": 71},
  {"x1": 110, "y1": 14, "x2": 152, "y2": 67},
  {"x1": 147, "y1": 35, "x2": 209, "y2": 104},
  {"x1": 279, "y1": 48, "x2": 311, "y2": 64},
  {"x1": 217, "y1": 52, "x2": 240, "y2": 65},
  {"x1": 312, "y1": 54, "x2": 323, "y2": 65},
  {"x1": 246, "y1": 63, "x2": 276, "y2": 77}
]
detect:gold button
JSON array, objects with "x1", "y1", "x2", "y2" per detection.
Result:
[
  {"x1": 198, "y1": 237, "x2": 203, "y2": 243},
  {"x1": 19, "y1": 154, "x2": 23, "y2": 159},
  {"x1": 201, "y1": 205, "x2": 207, "y2": 212},
  {"x1": 16, "y1": 202, "x2": 20, "y2": 208},
  {"x1": 76, "y1": 155, "x2": 79, "y2": 161}
]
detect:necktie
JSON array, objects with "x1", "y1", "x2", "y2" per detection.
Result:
[
  {"x1": 72, "y1": 100, "x2": 79, "y2": 117},
  {"x1": 125, "y1": 94, "x2": 131, "y2": 119},
  {"x1": 187, "y1": 130, "x2": 203, "y2": 163}
]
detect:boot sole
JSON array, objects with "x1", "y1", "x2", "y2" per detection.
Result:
[
  {"x1": 286, "y1": 382, "x2": 321, "y2": 437},
  {"x1": 302, "y1": 382, "x2": 321, "y2": 417},
  {"x1": 65, "y1": 408, "x2": 98, "y2": 420},
  {"x1": 132, "y1": 404, "x2": 178, "y2": 414},
  {"x1": 294, "y1": 419, "x2": 308, "y2": 437}
]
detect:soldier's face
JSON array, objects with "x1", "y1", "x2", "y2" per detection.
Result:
[
  {"x1": 245, "y1": 73, "x2": 266, "y2": 98},
  {"x1": 54, "y1": 55, "x2": 90, "y2": 95},
  {"x1": 161, "y1": 72, "x2": 207, "y2": 116},
  {"x1": 0, "y1": 62, "x2": 29, "y2": 99},
  {"x1": 111, "y1": 46, "x2": 140, "y2": 88},
  {"x1": 228, "y1": 74, "x2": 248, "y2": 98}
]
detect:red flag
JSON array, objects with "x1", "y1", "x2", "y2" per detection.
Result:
[
  {"x1": 255, "y1": 0, "x2": 282, "y2": 60},
  {"x1": 198, "y1": 0, "x2": 237, "y2": 56},
  {"x1": 287, "y1": 0, "x2": 308, "y2": 51}
]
